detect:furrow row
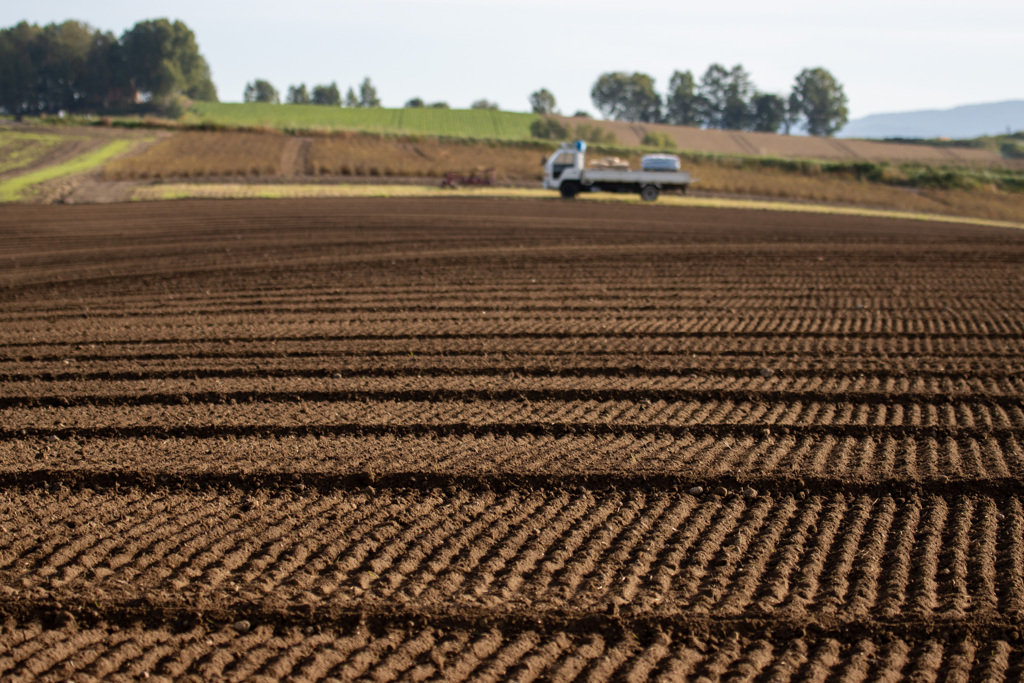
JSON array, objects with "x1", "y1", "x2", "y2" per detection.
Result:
[
  {"x1": 0, "y1": 618, "x2": 1019, "y2": 683},
  {"x1": 5, "y1": 372, "x2": 1024, "y2": 404},
  {"x1": 6, "y1": 245, "x2": 1020, "y2": 283},
  {"x1": 2, "y1": 354, "x2": 1018, "y2": 384},
  {"x1": 7, "y1": 283, "x2": 1024, "y2": 312},
  {"x1": 1, "y1": 489, "x2": 1021, "y2": 622},
  {"x1": 7, "y1": 311, "x2": 1024, "y2": 336},
  {"x1": 5, "y1": 334, "x2": 1023, "y2": 361},
  {"x1": 9, "y1": 318, "x2": 1024, "y2": 346},
  {"x1": 6, "y1": 296, "x2": 1024, "y2": 323},
  {"x1": 7, "y1": 430, "x2": 1024, "y2": 481},
  {"x1": 6, "y1": 397, "x2": 1024, "y2": 432}
]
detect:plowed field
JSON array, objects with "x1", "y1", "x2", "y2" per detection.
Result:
[{"x1": 1, "y1": 198, "x2": 1023, "y2": 681}]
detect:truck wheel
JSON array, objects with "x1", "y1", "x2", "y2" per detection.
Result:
[
  {"x1": 560, "y1": 182, "x2": 580, "y2": 199},
  {"x1": 640, "y1": 185, "x2": 659, "y2": 202}
]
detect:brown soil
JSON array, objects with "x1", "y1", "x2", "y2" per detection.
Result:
[
  {"x1": 277, "y1": 137, "x2": 312, "y2": 178},
  {"x1": 0, "y1": 198, "x2": 1022, "y2": 680}
]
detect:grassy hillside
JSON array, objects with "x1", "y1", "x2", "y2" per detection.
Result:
[
  {"x1": 185, "y1": 103, "x2": 1006, "y2": 167},
  {"x1": 188, "y1": 103, "x2": 540, "y2": 140}
]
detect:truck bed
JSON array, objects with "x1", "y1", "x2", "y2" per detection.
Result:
[{"x1": 580, "y1": 169, "x2": 691, "y2": 186}]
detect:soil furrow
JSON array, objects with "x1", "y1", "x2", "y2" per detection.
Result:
[
  {"x1": 4, "y1": 361, "x2": 1023, "y2": 383},
  {"x1": 1, "y1": 467, "x2": 1021, "y2": 497},
  {"x1": 7, "y1": 431, "x2": 1020, "y2": 480},
  {"x1": 8, "y1": 328, "x2": 1024, "y2": 348},
  {"x1": 2, "y1": 489, "x2": 1022, "y2": 624},
  {"x1": 2, "y1": 599, "x2": 1022, "y2": 656},
  {"x1": 3, "y1": 420, "x2": 1022, "y2": 447},
  {"x1": 4, "y1": 385, "x2": 1024, "y2": 410}
]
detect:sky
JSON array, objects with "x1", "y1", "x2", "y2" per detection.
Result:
[{"x1": 3, "y1": 0, "x2": 1023, "y2": 120}]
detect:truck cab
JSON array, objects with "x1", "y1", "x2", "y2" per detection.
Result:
[{"x1": 542, "y1": 141, "x2": 586, "y2": 195}]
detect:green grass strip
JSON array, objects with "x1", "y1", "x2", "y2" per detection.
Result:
[
  {"x1": 0, "y1": 132, "x2": 67, "y2": 175},
  {"x1": 187, "y1": 103, "x2": 540, "y2": 140},
  {"x1": 0, "y1": 139, "x2": 134, "y2": 202},
  {"x1": 131, "y1": 182, "x2": 1024, "y2": 230}
]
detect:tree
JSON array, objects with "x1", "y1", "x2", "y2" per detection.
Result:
[
  {"x1": 0, "y1": 18, "x2": 214, "y2": 115},
  {"x1": 529, "y1": 88, "x2": 556, "y2": 115},
  {"x1": 357, "y1": 77, "x2": 380, "y2": 107},
  {"x1": 789, "y1": 67, "x2": 848, "y2": 136},
  {"x1": 120, "y1": 19, "x2": 217, "y2": 103},
  {"x1": 0, "y1": 20, "x2": 126, "y2": 115},
  {"x1": 784, "y1": 92, "x2": 801, "y2": 134},
  {"x1": 471, "y1": 98, "x2": 498, "y2": 110},
  {"x1": 590, "y1": 72, "x2": 661, "y2": 122},
  {"x1": 721, "y1": 65, "x2": 755, "y2": 130},
  {"x1": 81, "y1": 28, "x2": 123, "y2": 110},
  {"x1": 311, "y1": 82, "x2": 341, "y2": 106},
  {"x1": 0, "y1": 23, "x2": 38, "y2": 114},
  {"x1": 695, "y1": 63, "x2": 754, "y2": 130},
  {"x1": 750, "y1": 93, "x2": 786, "y2": 133},
  {"x1": 405, "y1": 97, "x2": 425, "y2": 108},
  {"x1": 35, "y1": 21, "x2": 96, "y2": 113},
  {"x1": 572, "y1": 110, "x2": 590, "y2": 118},
  {"x1": 429, "y1": 101, "x2": 449, "y2": 109},
  {"x1": 344, "y1": 87, "x2": 359, "y2": 107},
  {"x1": 530, "y1": 117, "x2": 569, "y2": 140},
  {"x1": 287, "y1": 84, "x2": 310, "y2": 104},
  {"x1": 665, "y1": 70, "x2": 702, "y2": 126},
  {"x1": 696, "y1": 63, "x2": 730, "y2": 128},
  {"x1": 244, "y1": 79, "x2": 278, "y2": 104}
]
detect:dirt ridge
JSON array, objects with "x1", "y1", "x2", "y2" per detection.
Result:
[
  {"x1": 2, "y1": 469, "x2": 1021, "y2": 497},
  {"x1": 5, "y1": 386, "x2": 1024, "y2": 409},
  {"x1": 4, "y1": 364, "x2": 1024, "y2": 384},
  {"x1": 5, "y1": 421, "x2": 1022, "y2": 443}
]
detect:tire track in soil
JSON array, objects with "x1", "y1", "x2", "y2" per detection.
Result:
[{"x1": 3, "y1": 199, "x2": 1024, "y2": 680}]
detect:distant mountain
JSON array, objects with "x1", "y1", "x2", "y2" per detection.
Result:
[{"x1": 838, "y1": 100, "x2": 1024, "y2": 140}]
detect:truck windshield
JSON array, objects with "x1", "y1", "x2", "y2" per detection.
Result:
[
  {"x1": 551, "y1": 152, "x2": 575, "y2": 179},
  {"x1": 552, "y1": 152, "x2": 575, "y2": 166}
]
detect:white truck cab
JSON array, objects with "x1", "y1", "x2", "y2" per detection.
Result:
[{"x1": 542, "y1": 140, "x2": 691, "y2": 201}]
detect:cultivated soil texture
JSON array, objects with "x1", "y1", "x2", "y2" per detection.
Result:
[{"x1": 1, "y1": 197, "x2": 1023, "y2": 681}]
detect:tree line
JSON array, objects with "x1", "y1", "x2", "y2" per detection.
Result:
[
  {"x1": 0, "y1": 19, "x2": 216, "y2": 116},
  {"x1": 1, "y1": 18, "x2": 847, "y2": 138},
  {"x1": 244, "y1": 77, "x2": 508, "y2": 113},
  {"x1": 588, "y1": 66, "x2": 849, "y2": 136},
  {"x1": 244, "y1": 77, "x2": 381, "y2": 108}
]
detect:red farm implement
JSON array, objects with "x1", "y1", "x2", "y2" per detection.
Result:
[{"x1": 440, "y1": 167, "x2": 496, "y2": 189}]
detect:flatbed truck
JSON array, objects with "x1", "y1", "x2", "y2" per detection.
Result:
[{"x1": 542, "y1": 141, "x2": 691, "y2": 201}]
